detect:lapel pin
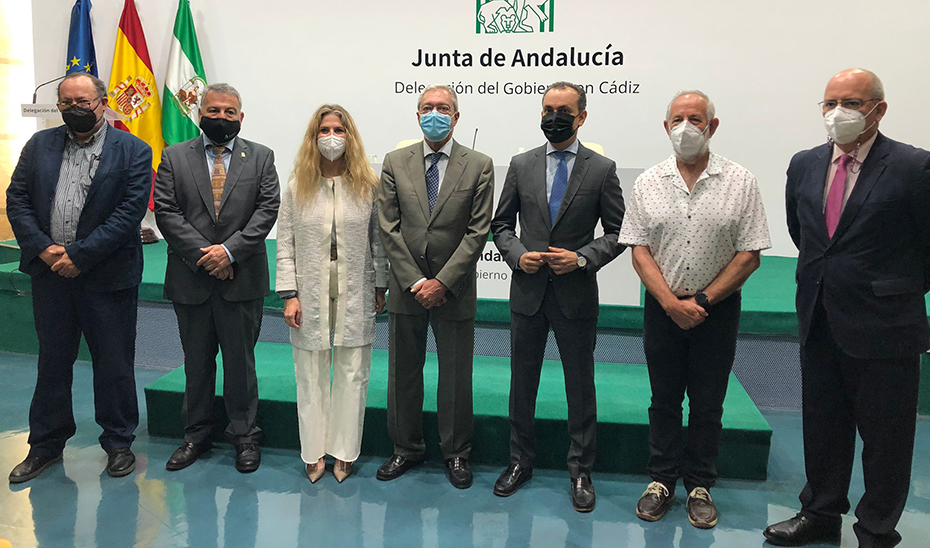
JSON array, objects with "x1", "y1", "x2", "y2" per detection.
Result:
[{"x1": 241, "y1": 152, "x2": 246, "y2": 158}]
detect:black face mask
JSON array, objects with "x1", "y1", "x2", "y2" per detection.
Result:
[
  {"x1": 200, "y1": 116, "x2": 241, "y2": 144},
  {"x1": 61, "y1": 105, "x2": 100, "y2": 134},
  {"x1": 540, "y1": 111, "x2": 577, "y2": 144}
]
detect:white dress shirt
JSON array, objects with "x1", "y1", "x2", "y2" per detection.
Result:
[
  {"x1": 619, "y1": 153, "x2": 772, "y2": 296},
  {"x1": 822, "y1": 132, "x2": 877, "y2": 211}
]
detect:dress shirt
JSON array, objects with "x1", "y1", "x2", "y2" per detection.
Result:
[
  {"x1": 51, "y1": 123, "x2": 107, "y2": 245},
  {"x1": 619, "y1": 153, "x2": 771, "y2": 296},
  {"x1": 203, "y1": 134, "x2": 236, "y2": 263},
  {"x1": 411, "y1": 139, "x2": 455, "y2": 290},
  {"x1": 822, "y1": 132, "x2": 877, "y2": 212},
  {"x1": 545, "y1": 139, "x2": 579, "y2": 201}
]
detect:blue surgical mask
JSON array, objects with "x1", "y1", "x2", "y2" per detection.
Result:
[{"x1": 419, "y1": 111, "x2": 452, "y2": 142}]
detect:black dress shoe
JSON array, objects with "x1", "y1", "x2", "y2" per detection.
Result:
[
  {"x1": 106, "y1": 448, "x2": 136, "y2": 478},
  {"x1": 445, "y1": 457, "x2": 473, "y2": 489},
  {"x1": 571, "y1": 476, "x2": 596, "y2": 513},
  {"x1": 636, "y1": 481, "x2": 675, "y2": 522},
  {"x1": 235, "y1": 443, "x2": 261, "y2": 473},
  {"x1": 166, "y1": 442, "x2": 212, "y2": 471},
  {"x1": 763, "y1": 514, "x2": 841, "y2": 546},
  {"x1": 493, "y1": 463, "x2": 533, "y2": 497},
  {"x1": 9, "y1": 453, "x2": 63, "y2": 484},
  {"x1": 376, "y1": 454, "x2": 423, "y2": 481}
]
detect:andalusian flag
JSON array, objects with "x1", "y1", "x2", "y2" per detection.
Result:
[
  {"x1": 107, "y1": 0, "x2": 163, "y2": 209},
  {"x1": 162, "y1": 0, "x2": 207, "y2": 145}
]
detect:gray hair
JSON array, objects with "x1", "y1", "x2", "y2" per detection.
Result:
[
  {"x1": 57, "y1": 72, "x2": 107, "y2": 99},
  {"x1": 417, "y1": 84, "x2": 459, "y2": 112},
  {"x1": 202, "y1": 82, "x2": 242, "y2": 109},
  {"x1": 543, "y1": 81, "x2": 587, "y2": 112},
  {"x1": 856, "y1": 68, "x2": 885, "y2": 100},
  {"x1": 666, "y1": 90, "x2": 715, "y2": 122}
]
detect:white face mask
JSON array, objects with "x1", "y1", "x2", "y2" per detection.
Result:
[
  {"x1": 318, "y1": 135, "x2": 346, "y2": 162},
  {"x1": 823, "y1": 104, "x2": 879, "y2": 145},
  {"x1": 669, "y1": 121, "x2": 709, "y2": 162}
]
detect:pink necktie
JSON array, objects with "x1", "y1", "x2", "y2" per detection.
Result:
[{"x1": 825, "y1": 155, "x2": 852, "y2": 238}]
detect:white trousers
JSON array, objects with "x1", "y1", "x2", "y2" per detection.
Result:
[{"x1": 293, "y1": 259, "x2": 372, "y2": 463}]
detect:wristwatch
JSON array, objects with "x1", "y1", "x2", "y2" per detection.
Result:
[
  {"x1": 576, "y1": 253, "x2": 587, "y2": 269},
  {"x1": 695, "y1": 291, "x2": 710, "y2": 309}
]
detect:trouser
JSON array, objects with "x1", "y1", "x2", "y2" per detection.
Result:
[
  {"x1": 509, "y1": 281, "x2": 598, "y2": 478},
  {"x1": 173, "y1": 288, "x2": 263, "y2": 445},
  {"x1": 643, "y1": 291, "x2": 741, "y2": 493},
  {"x1": 799, "y1": 300, "x2": 919, "y2": 548},
  {"x1": 28, "y1": 273, "x2": 139, "y2": 457},
  {"x1": 293, "y1": 258, "x2": 372, "y2": 463},
  {"x1": 387, "y1": 310, "x2": 475, "y2": 460}
]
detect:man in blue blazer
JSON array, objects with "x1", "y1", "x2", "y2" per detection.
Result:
[
  {"x1": 764, "y1": 69, "x2": 930, "y2": 548},
  {"x1": 5, "y1": 73, "x2": 151, "y2": 482}
]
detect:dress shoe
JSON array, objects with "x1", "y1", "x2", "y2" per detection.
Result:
[
  {"x1": 306, "y1": 458, "x2": 326, "y2": 483},
  {"x1": 571, "y1": 476, "x2": 596, "y2": 513},
  {"x1": 334, "y1": 459, "x2": 353, "y2": 483},
  {"x1": 445, "y1": 457, "x2": 473, "y2": 489},
  {"x1": 106, "y1": 448, "x2": 136, "y2": 478},
  {"x1": 8, "y1": 453, "x2": 63, "y2": 484},
  {"x1": 166, "y1": 442, "x2": 212, "y2": 471},
  {"x1": 235, "y1": 443, "x2": 261, "y2": 473},
  {"x1": 686, "y1": 487, "x2": 717, "y2": 529},
  {"x1": 493, "y1": 463, "x2": 533, "y2": 497},
  {"x1": 763, "y1": 514, "x2": 841, "y2": 546},
  {"x1": 636, "y1": 481, "x2": 675, "y2": 522},
  {"x1": 376, "y1": 454, "x2": 423, "y2": 481}
]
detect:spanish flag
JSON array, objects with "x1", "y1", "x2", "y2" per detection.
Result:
[{"x1": 107, "y1": 0, "x2": 163, "y2": 210}]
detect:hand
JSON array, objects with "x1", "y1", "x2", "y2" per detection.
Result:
[
  {"x1": 197, "y1": 245, "x2": 231, "y2": 273},
  {"x1": 210, "y1": 265, "x2": 235, "y2": 281},
  {"x1": 540, "y1": 246, "x2": 579, "y2": 275},
  {"x1": 140, "y1": 227, "x2": 159, "y2": 244},
  {"x1": 284, "y1": 298, "x2": 301, "y2": 329},
  {"x1": 665, "y1": 297, "x2": 708, "y2": 330},
  {"x1": 518, "y1": 251, "x2": 545, "y2": 274},
  {"x1": 411, "y1": 278, "x2": 447, "y2": 309},
  {"x1": 50, "y1": 252, "x2": 80, "y2": 278},
  {"x1": 375, "y1": 289, "x2": 387, "y2": 314},
  {"x1": 39, "y1": 244, "x2": 66, "y2": 266}
]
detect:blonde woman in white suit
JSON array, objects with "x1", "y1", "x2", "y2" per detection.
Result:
[{"x1": 276, "y1": 104, "x2": 388, "y2": 482}]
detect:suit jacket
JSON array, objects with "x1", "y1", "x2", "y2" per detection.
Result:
[
  {"x1": 376, "y1": 139, "x2": 494, "y2": 320},
  {"x1": 787, "y1": 131, "x2": 930, "y2": 358},
  {"x1": 154, "y1": 136, "x2": 280, "y2": 305},
  {"x1": 6, "y1": 125, "x2": 151, "y2": 291},
  {"x1": 491, "y1": 142, "x2": 626, "y2": 319}
]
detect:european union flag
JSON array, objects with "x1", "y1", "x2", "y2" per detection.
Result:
[{"x1": 66, "y1": 0, "x2": 97, "y2": 76}]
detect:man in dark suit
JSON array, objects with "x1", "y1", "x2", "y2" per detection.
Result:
[
  {"x1": 490, "y1": 81, "x2": 626, "y2": 512},
  {"x1": 154, "y1": 83, "x2": 279, "y2": 473},
  {"x1": 376, "y1": 84, "x2": 495, "y2": 489},
  {"x1": 6, "y1": 73, "x2": 151, "y2": 482},
  {"x1": 764, "y1": 69, "x2": 930, "y2": 548}
]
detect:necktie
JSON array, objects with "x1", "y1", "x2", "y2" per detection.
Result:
[
  {"x1": 549, "y1": 151, "x2": 569, "y2": 224},
  {"x1": 210, "y1": 144, "x2": 227, "y2": 219},
  {"x1": 426, "y1": 152, "x2": 442, "y2": 213},
  {"x1": 825, "y1": 154, "x2": 852, "y2": 238}
]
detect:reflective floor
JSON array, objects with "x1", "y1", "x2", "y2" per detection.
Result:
[{"x1": 0, "y1": 351, "x2": 928, "y2": 548}]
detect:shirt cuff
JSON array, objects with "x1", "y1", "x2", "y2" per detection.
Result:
[
  {"x1": 278, "y1": 290, "x2": 297, "y2": 299},
  {"x1": 410, "y1": 277, "x2": 427, "y2": 291},
  {"x1": 221, "y1": 244, "x2": 235, "y2": 264}
]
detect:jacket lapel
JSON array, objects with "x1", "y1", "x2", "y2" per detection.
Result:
[
  {"x1": 40, "y1": 126, "x2": 68, "y2": 196},
  {"x1": 429, "y1": 140, "x2": 466, "y2": 223},
  {"x1": 806, "y1": 144, "x2": 832, "y2": 243},
  {"x1": 84, "y1": 128, "x2": 117, "y2": 204},
  {"x1": 186, "y1": 138, "x2": 216, "y2": 220},
  {"x1": 218, "y1": 139, "x2": 248, "y2": 217},
  {"x1": 405, "y1": 143, "x2": 431, "y2": 222},
  {"x1": 829, "y1": 133, "x2": 890, "y2": 246},
  {"x1": 532, "y1": 146, "x2": 551, "y2": 231},
  {"x1": 552, "y1": 144, "x2": 590, "y2": 229}
]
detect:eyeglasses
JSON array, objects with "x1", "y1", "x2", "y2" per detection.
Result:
[
  {"x1": 418, "y1": 104, "x2": 454, "y2": 115},
  {"x1": 819, "y1": 98, "x2": 881, "y2": 111},
  {"x1": 56, "y1": 98, "x2": 101, "y2": 110}
]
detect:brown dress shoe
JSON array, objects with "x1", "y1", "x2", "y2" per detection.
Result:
[
  {"x1": 636, "y1": 481, "x2": 675, "y2": 521},
  {"x1": 686, "y1": 487, "x2": 718, "y2": 529}
]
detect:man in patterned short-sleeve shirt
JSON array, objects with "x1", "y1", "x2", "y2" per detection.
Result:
[{"x1": 618, "y1": 90, "x2": 771, "y2": 529}]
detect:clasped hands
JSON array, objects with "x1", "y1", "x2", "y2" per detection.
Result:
[
  {"x1": 41, "y1": 244, "x2": 80, "y2": 278},
  {"x1": 518, "y1": 246, "x2": 579, "y2": 275},
  {"x1": 664, "y1": 297, "x2": 708, "y2": 330},
  {"x1": 198, "y1": 245, "x2": 234, "y2": 280},
  {"x1": 411, "y1": 278, "x2": 447, "y2": 310}
]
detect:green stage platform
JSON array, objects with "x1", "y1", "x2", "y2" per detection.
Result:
[{"x1": 144, "y1": 342, "x2": 772, "y2": 480}]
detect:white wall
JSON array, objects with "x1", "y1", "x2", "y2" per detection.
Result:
[{"x1": 29, "y1": 0, "x2": 930, "y2": 304}]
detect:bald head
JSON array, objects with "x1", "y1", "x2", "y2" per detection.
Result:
[{"x1": 827, "y1": 68, "x2": 884, "y2": 101}]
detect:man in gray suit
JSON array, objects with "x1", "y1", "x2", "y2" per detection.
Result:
[
  {"x1": 491, "y1": 81, "x2": 625, "y2": 512},
  {"x1": 376, "y1": 84, "x2": 495, "y2": 489},
  {"x1": 154, "y1": 83, "x2": 280, "y2": 473}
]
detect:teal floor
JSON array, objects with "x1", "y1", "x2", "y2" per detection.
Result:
[{"x1": 2, "y1": 352, "x2": 930, "y2": 547}]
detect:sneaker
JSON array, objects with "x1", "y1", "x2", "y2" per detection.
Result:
[
  {"x1": 636, "y1": 481, "x2": 675, "y2": 522},
  {"x1": 686, "y1": 487, "x2": 718, "y2": 529}
]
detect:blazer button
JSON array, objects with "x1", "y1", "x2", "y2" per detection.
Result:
[
  {"x1": 428, "y1": 228, "x2": 433, "y2": 234},
  {"x1": 420, "y1": 255, "x2": 425, "y2": 260}
]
